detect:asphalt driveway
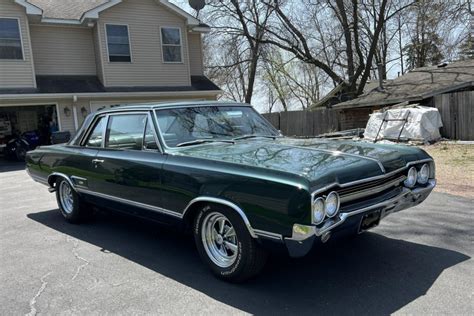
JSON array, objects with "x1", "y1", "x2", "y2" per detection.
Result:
[{"x1": 0, "y1": 167, "x2": 473, "y2": 315}]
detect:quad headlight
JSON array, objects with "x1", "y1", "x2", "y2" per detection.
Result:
[
  {"x1": 404, "y1": 166, "x2": 418, "y2": 188},
  {"x1": 417, "y1": 163, "x2": 430, "y2": 184},
  {"x1": 312, "y1": 197, "x2": 325, "y2": 225},
  {"x1": 324, "y1": 191, "x2": 340, "y2": 218},
  {"x1": 312, "y1": 192, "x2": 340, "y2": 225}
]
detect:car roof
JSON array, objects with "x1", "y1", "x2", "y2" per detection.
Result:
[{"x1": 95, "y1": 101, "x2": 251, "y2": 114}]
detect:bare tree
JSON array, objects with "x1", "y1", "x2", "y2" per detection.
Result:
[
  {"x1": 189, "y1": 0, "x2": 471, "y2": 111},
  {"x1": 203, "y1": 1, "x2": 273, "y2": 103},
  {"x1": 251, "y1": 0, "x2": 389, "y2": 98}
]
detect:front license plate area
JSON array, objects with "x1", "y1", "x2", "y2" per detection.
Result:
[{"x1": 358, "y1": 209, "x2": 382, "y2": 233}]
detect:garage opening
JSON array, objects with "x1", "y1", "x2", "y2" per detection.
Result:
[{"x1": 0, "y1": 104, "x2": 59, "y2": 160}]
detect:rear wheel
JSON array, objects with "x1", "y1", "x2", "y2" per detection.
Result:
[
  {"x1": 55, "y1": 178, "x2": 92, "y2": 223},
  {"x1": 193, "y1": 204, "x2": 268, "y2": 282}
]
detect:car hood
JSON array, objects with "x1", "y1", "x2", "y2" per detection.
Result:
[{"x1": 174, "y1": 138, "x2": 429, "y2": 186}]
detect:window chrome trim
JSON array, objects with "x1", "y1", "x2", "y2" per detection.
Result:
[
  {"x1": 80, "y1": 110, "x2": 155, "y2": 150},
  {"x1": 153, "y1": 108, "x2": 171, "y2": 152},
  {"x1": 145, "y1": 111, "x2": 164, "y2": 153},
  {"x1": 152, "y1": 105, "x2": 280, "y2": 153},
  {"x1": 103, "y1": 112, "x2": 149, "y2": 150},
  {"x1": 80, "y1": 114, "x2": 107, "y2": 147}
]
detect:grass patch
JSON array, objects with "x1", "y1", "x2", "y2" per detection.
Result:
[{"x1": 420, "y1": 143, "x2": 474, "y2": 198}]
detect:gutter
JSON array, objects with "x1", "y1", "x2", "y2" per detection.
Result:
[{"x1": 0, "y1": 90, "x2": 222, "y2": 101}]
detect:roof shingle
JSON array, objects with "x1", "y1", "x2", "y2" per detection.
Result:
[
  {"x1": 27, "y1": 0, "x2": 108, "y2": 20},
  {"x1": 334, "y1": 59, "x2": 474, "y2": 108}
]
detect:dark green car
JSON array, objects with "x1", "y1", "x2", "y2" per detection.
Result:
[{"x1": 26, "y1": 102, "x2": 436, "y2": 282}]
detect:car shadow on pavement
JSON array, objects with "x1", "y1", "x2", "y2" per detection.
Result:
[
  {"x1": 28, "y1": 209, "x2": 470, "y2": 315},
  {"x1": 0, "y1": 159, "x2": 25, "y2": 172}
]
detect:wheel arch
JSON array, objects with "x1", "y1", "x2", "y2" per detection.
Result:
[
  {"x1": 47, "y1": 172, "x2": 76, "y2": 191},
  {"x1": 182, "y1": 197, "x2": 258, "y2": 238}
]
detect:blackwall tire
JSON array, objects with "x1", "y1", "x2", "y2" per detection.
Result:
[
  {"x1": 55, "y1": 178, "x2": 92, "y2": 223},
  {"x1": 193, "y1": 204, "x2": 267, "y2": 282}
]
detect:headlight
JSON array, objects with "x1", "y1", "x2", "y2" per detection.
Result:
[
  {"x1": 312, "y1": 197, "x2": 325, "y2": 225},
  {"x1": 404, "y1": 166, "x2": 417, "y2": 187},
  {"x1": 324, "y1": 191, "x2": 340, "y2": 218},
  {"x1": 417, "y1": 164, "x2": 430, "y2": 184}
]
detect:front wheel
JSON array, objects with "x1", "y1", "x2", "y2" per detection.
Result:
[
  {"x1": 55, "y1": 178, "x2": 92, "y2": 223},
  {"x1": 193, "y1": 205, "x2": 268, "y2": 282}
]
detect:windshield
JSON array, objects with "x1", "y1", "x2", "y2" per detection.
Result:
[{"x1": 154, "y1": 106, "x2": 279, "y2": 147}]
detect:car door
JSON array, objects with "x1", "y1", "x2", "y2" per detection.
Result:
[
  {"x1": 85, "y1": 111, "x2": 171, "y2": 221},
  {"x1": 63, "y1": 115, "x2": 106, "y2": 189}
]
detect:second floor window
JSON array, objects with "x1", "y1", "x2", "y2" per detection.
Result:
[
  {"x1": 106, "y1": 24, "x2": 131, "y2": 62},
  {"x1": 161, "y1": 27, "x2": 182, "y2": 63},
  {"x1": 0, "y1": 18, "x2": 23, "y2": 60}
]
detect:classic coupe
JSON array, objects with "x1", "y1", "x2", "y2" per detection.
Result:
[{"x1": 26, "y1": 102, "x2": 436, "y2": 282}]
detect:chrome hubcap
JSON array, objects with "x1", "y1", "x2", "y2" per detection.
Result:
[
  {"x1": 201, "y1": 212, "x2": 238, "y2": 268},
  {"x1": 59, "y1": 181, "x2": 74, "y2": 214}
]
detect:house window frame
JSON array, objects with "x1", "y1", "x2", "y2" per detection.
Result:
[
  {"x1": 160, "y1": 26, "x2": 183, "y2": 64},
  {"x1": 0, "y1": 17, "x2": 25, "y2": 61},
  {"x1": 104, "y1": 23, "x2": 133, "y2": 63}
]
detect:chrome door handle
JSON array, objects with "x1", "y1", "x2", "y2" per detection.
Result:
[{"x1": 92, "y1": 159, "x2": 104, "y2": 164}]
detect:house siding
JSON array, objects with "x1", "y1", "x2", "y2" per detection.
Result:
[
  {"x1": 0, "y1": 1, "x2": 36, "y2": 88},
  {"x1": 93, "y1": 25, "x2": 105, "y2": 84},
  {"x1": 97, "y1": 0, "x2": 191, "y2": 87},
  {"x1": 30, "y1": 25, "x2": 97, "y2": 75},
  {"x1": 188, "y1": 32, "x2": 203, "y2": 75}
]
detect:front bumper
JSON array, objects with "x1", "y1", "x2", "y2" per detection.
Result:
[{"x1": 285, "y1": 179, "x2": 436, "y2": 257}]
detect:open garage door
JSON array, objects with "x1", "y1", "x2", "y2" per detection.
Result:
[{"x1": 0, "y1": 104, "x2": 58, "y2": 160}]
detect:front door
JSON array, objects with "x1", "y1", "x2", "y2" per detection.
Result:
[{"x1": 83, "y1": 112, "x2": 170, "y2": 221}]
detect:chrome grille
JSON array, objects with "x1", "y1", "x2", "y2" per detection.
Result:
[{"x1": 338, "y1": 173, "x2": 406, "y2": 203}]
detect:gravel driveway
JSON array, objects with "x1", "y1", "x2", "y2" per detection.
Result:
[{"x1": 0, "y1": 166, "x2": 473, "y2": 315}]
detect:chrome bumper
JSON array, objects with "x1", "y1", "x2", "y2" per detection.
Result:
[{"x1": 285, "y1": 179, "x2": 436, "y2": 256}]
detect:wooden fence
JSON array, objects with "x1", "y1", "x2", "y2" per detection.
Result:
[
  {"x1": 263, "y1": 90, "x2": 473, "y2": 140},
  {"x1": 433, "y1": 90, "x2": 474, "y2": 140},
  {"x1": 263, "y1": 108, "x2": 340, "y2": 137}
]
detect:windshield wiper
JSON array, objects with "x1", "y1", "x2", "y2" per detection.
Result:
[
  {"x1": 175, "y1": 139, "x2": 235, "y2": 147},
  {"x1": 233, "y1": 134, "x2": 278, "y2": 141}
]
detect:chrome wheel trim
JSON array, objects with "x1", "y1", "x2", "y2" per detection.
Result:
[
  {"x1": 59, "y1": 181, "x2": 74, "y2": 214},
  {"x1": 201, "y1": 212, "x2": 238, "y2": 268}
]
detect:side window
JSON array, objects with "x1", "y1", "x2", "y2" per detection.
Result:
[
  {"x1": 106, "y1": 24, "x2": 131, "y2": 62},
  {"x1": 85, "y1": 117, "x2": 105, "y2": 147},
  {"x1": 105, "y1": 114, "x2": 146, "y2": 150},
  {"x1": 160, "y1": 27, "x2": 182, "y2": 62},
  {"x1": 0, "y1": 18, "x2": 23, "y2": 60},
  {"x1": 144, "y1": 118, "x2": 159, "y2": 150}
]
